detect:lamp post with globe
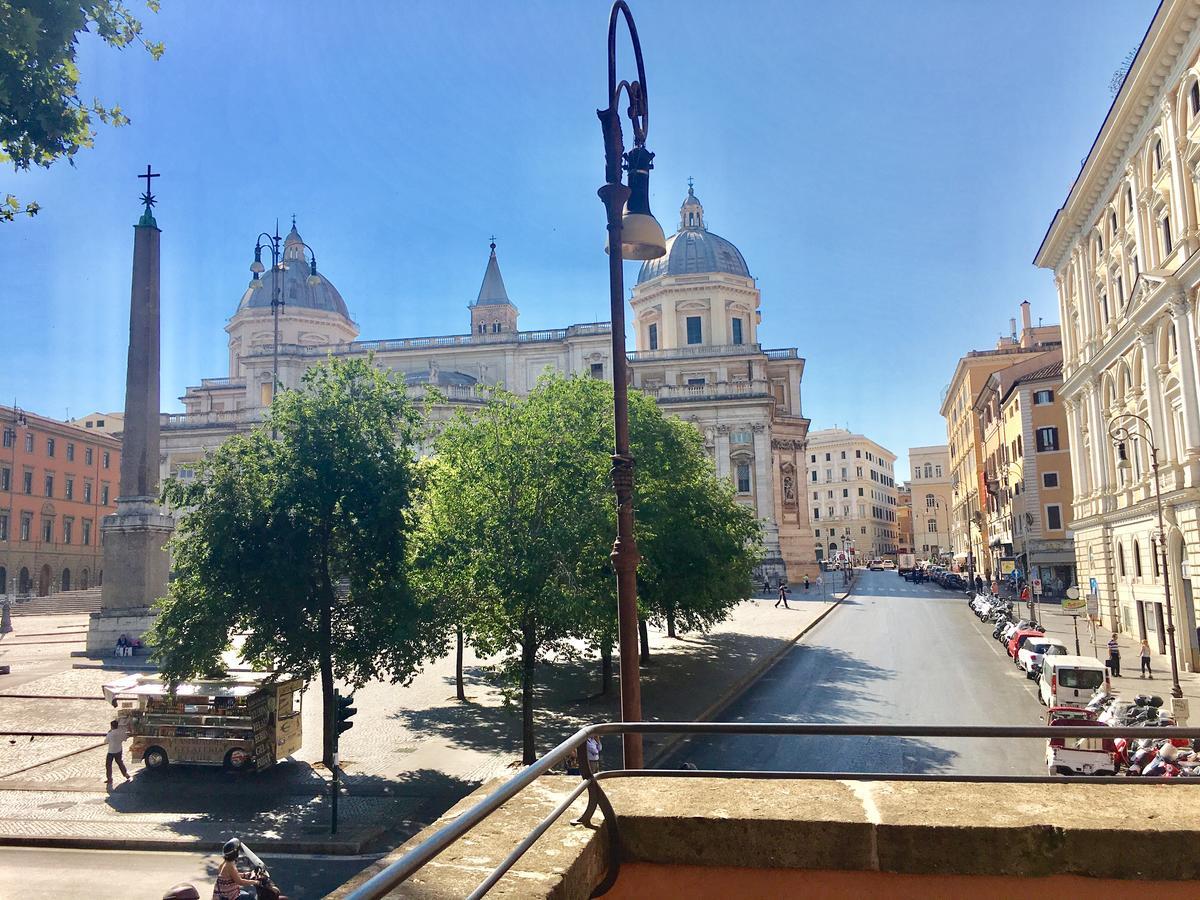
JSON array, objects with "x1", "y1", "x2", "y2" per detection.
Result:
[
  {"x1": 597, "y1": 0, "x2": 667, "y2": 769},
  {"x1": 1109, "y1": 412, "x2": 1183, "y2": 700}
]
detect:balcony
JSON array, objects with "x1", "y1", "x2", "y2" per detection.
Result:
[
  {"x1": 646, "y1": 379, "x2": 772, "y2": 404},
  {"x1": 627, "y1": 343, "x2": 760, "y2": 363},
  {"x1": 160, "y1": 409, "x2": 264, "y2": 430},
  {"x1": 335, "y1": 721, "x2": 1200, "y2": 899},
  {"x1": 763, "y1": 347, "x2": 799, "y2": 360}
]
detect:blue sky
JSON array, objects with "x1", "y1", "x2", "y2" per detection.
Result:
[{"x1": 2, "y1": 0, "x2": 1158, "y2": 478}]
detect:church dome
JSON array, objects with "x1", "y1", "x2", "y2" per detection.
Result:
[
  {"x1": 238, "y1": 223, "x2": 351, "y2": 319},
  {"x1": 636, "y1": 183, "x2": 750, "y2": 285}
]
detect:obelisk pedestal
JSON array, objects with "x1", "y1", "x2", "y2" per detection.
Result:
[{"x1": 86, "y1": 176, "x2": 175, "y2": 654}]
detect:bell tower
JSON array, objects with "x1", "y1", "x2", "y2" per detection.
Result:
[{"x1": 469, "y1": 239, "x2": 518, "y2": 340}]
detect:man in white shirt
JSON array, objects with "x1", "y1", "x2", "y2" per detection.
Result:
[
  {"x1": 585, "y1": 735, "x2": 602, "y2": 774},
  {"x1": 105, "y1": 719, "x2": 130, "y2": 788}
]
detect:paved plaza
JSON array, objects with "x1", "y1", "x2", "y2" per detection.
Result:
[{"x1": 0, "y1": 588, "x2": 847, "y2": 853}]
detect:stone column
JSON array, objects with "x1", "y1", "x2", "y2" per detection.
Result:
[
  {"x1": 1171, "y1": 295, "x2": 1200, "y2": 461},
  {"x1": 87, "y1": 187, "x2": 175, "y2": 654},
  {"x1": 753, "y1": 424, "x2": 782, "y2": 573}
]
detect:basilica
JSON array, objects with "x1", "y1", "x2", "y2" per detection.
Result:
[{"x1": 161, "y1": 186, "x2": 816, "y2": 581}]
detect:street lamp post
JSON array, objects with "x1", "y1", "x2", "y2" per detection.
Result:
[
  {"x1": 1109, "y1": 413, "x2": 1184, "y2": 700},
  {"x1": 597, "y1": 0, "x2": 667, "y2": 770},
  {"x1": 247, "y1": 222, "x2": 321, "y2": 426}
]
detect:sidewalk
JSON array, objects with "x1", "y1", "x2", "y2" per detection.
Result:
[
  {"x1": 0, "y1": 586, "x2": 853, "y2": 853},
  {"x1": 1032, "y1": 598, "x2": 1200, "y2": 716}
]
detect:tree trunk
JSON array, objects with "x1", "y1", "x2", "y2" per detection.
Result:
[
  {"x1": 319, "y1": 598, "x2": 335, "y2": 767},
  {"x1": 638, "y1": 615, "x2": 650, "y2": 663},
  {"x1": 455, "y1": 623, "x2": 466, "y2": 702},
  {"x1": 666, "y1": 607, "x2": 677, "y2": 639},
  {"x1": 600, "y1": 635, "x2": 613, "y2": 696},
  {"x1": 521, "y1": 620, "x2": 537, "y2": 765}
]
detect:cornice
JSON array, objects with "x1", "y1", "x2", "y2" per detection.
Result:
[{"x1": 1036, "y1": 1, "x2": 1200, "y2": 272}]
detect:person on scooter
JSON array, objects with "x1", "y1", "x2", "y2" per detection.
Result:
[{"x1": 213, "y1": 839, "x2": 260, "y2": 900}]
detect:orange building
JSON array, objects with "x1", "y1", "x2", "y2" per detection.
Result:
[{"x1": 1, "y1": 405, "x2": 121, "y2": 596}]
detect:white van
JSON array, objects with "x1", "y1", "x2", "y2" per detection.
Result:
[{"x1": 1038, "y1": 655, "x2": 1109, "y2": 708}]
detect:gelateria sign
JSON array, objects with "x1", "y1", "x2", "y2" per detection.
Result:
[{"x1": 1062, "y1": 585, "x2": 1087, "y2": 614}]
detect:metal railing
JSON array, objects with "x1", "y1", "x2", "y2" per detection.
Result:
[{"x1": 343, "y1": 719, "x2": 1200, "y2": 900}]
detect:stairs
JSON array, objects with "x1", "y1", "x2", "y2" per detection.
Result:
[{"x1": 7, "y1": 588, "x2": 104, "y2": 616}]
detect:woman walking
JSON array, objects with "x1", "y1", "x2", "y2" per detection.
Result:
[{"x1": 1140, "y1": 639, "x2": 1153, "y2": 678}]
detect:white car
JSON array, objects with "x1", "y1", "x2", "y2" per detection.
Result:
[
  {"x1": 881, "y1": 560, "x2": 896, "y2": 570},
  {"x1": 1017, "y1": 637, "x2": 1068, "y2": 678}
]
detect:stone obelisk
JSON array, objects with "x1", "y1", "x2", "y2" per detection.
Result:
[{"x1": 86, "y1": 167, "x2": 175, "y2": 654}]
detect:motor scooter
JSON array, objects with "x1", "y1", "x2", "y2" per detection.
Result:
[{"x1": 163, "y1": 840, "x2": 288, "y2": 900}]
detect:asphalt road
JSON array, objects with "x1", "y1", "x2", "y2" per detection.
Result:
[
  {"x1": 0, "y1": 846, "x2": 380, "y2": 899},
  {"x1": 666, "y1": 569, "x2": 1048, "y2": 776}
]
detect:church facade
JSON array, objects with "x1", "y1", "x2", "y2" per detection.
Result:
[{"x1": 161, "y1": 187, "x2": 816, "y2": 582}]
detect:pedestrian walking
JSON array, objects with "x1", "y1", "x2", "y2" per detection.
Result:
[
  {"x1": 104, "y1": 719, "x2": 130, "y2": 788},
  {"x1": 974, "y1": 575, "x2": 983, "y2": 594},
  {"x1": 762, "y1": 578, "x2": 770, "y2": 595},
  {"x1": 585, "y1": 735, "x2": 603, "y2": 774},
  {"x1": 1107, "y1": 633, "x2": 1122, "y2": 678},
  {"x1": 775, "y1": 583, "x2": 791, "y2": 610},
  {"x1": 803, "y1": 574, "x2": 810, "y2": 591},
  {"x1": 1140, "y1": 639, "x2": 1153, "y2": 678}
]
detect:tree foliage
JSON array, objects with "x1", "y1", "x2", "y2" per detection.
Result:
[
  {"x1": 1, "y1": 0, "x2": 164, "y2": 220},
  {"x1": 415, "y1": 374, "x2": 761, "y2": 763},
  {"x1": 150, "y1": 357, "x2": 441, "y2": 764}
]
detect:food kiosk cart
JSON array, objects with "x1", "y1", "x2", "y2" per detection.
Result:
[{"x1": 103, "y1": 672, "x2": 304, "y2": 772}]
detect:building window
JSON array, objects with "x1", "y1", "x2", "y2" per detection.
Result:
[
  {"x1": 1110, "y1": 212, "x2": 1118, "y2": 236},
  {"x1": 102, "y1": 451, "x2": 110, "y2": 469},
  {"x1": 46, "y1": 437, "x2": 55, "y2": 457},
  {"x1": 1, "y1": 428, "x2": 12, "y2": 449},
  {"x1": 41, "y1": 518, "x2": 52, "y2": 543},
  {"x1": 736, "y1": 463, "x2": 751, "y2": 494},
  {"x1": 65, "y1": 477, "x2": 74, "y2": 500},
  {"x1": 63, "y1": 518, "x2": 73, "y2": 545},
  {"x1": 648, "y1": 323, "x2": 658, "y2": 350},
  {"x1": 66, "y1": 442, "x2": 74, "y2": 461},
  {"x1": 1045, "y1": 504, "x2": 1062, "y2": 531},
  {"x1": 20, "y1": 512, "x2": 32, "y2": 542},
  {"x1": 842, "y1": 488, "x2": 849, "y2": 498},
  {"x1": 1034, "y1": 389, "x2": 1054, "y2": 405},
  {"x1": 82, "y1": 520, "x2": 92, "y2": 546},
  {"x1": 1117, "y1": 543, "x2": 1126, "y2": 577},
  {"x1": 1132, "y1": 539, "x2": 1143, "y2": 576},
  {"x1": 686, "y1": 316, "x2": 702, "y2": 345},
  {"x1": 1100, "y1": 292, "x2": 1109, "y2": 323},
  {"x1": 858, "y1": 487, "x2": 864, "y2": 496},
  {"x1": 731, "y1": 430, "x2": 751, "y2": 444},
  {"x1": 1162, "y1": 216, "x2": 1173, "y2": 255},
  {"x1": 83, "y1": 482, "x2": 92, "y2": 503},
  {"x1": 927, "y1": 520, "x2": 938, "y2": 533},
  {"x1": 100, "y1": 484, "x2": 109, "y2": 505},
  {"x1": 590, "y1": 363, "x2": 604, "y2": 379},
  {"x1": 0, "y1": 467, "x2": 7, "y2": 491},
  {"x1": 44, "y1": 474, "x2": 53, "y2": 498},
  {"x1": 1154, "y1": 139, "x2": 1164, "y2": 170},
  {"x1": 686, "y1": 377, "x2": 706, "y2": 386},
  {"x1": 22, "y1": 471, "x2": 32, "y2": 494},
  {"x1": 1035, "y1": 427, "x2": 1059, "y2": 452},
  {"x1": 1042, "y1": 472, "x2": 1058, "y2": 489},
  {"x1": 731, "y1": 317, "x2": 744, "y2": 345},
  {"x1": 813, "y1": 507, "x2": 819, "y2": 518},
  {"x1": 24, "y1": 433, "x2": 33, "y2": 452},
  {"x1": 810, "y1": 471, "x2": 817, "y2": 482},
  {"x1": 1191, "y1": 81, "x2": 1200, "y2": 115},
  {"x1": 85, "y1": 447, "x2": 93, "y2": 465},
  {"x1": 815, "y1": 528, "x2": 821, "y2": 538}
]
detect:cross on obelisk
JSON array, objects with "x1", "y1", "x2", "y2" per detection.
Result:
[{"x1": 87, "y1": 164, "x2": 175, "y2": 653}]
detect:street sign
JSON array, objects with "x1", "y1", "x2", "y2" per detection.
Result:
[
  {"x1": 1032, "y1": 578, "x2": 1043, "y2": 596},
  {"x1": 1089, "y1": 577, "x2": 1098, "y2": 596},
  {"x1": 1086, "y1": 593, "x2": 1099, "y2": 617},
  {"x1": 1063, "y1": 595, "x2": 1088, "y2": 613}
]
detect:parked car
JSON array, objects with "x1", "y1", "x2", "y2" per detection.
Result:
[
  {"x1": 1038, "y1": 655, "x2": 1110, "y2": 707},
  {"x1": 1018, "y1": 637, "x2": 1068, "y2": 677},
  {"x1": 1006, "y1": 628, "x2": 1046, "y2": 659}
]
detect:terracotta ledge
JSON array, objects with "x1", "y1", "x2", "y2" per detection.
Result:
[{"x1": 332, "y1": 775, "x2": 1200, "y2": 898}]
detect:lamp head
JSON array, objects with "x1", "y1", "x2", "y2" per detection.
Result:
[
  {"x1": 605, "y1": 145, "x2": 667, "y2": 260},
  {"x1": 250, "y1": 245, "x2": 265, "y2": 274},
  {"x1": 1115, "y1": 441, "x2": 1132, "y2": 474},
  {"x1": 306, "y1": 257, "x2": 321, "y2": 286}
]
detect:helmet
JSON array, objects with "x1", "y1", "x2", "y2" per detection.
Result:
[{"x1": 222, "y1": 838, "x2": 242, "y2": 861}]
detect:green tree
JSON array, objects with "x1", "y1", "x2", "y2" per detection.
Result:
[
  {"x1": 415, "y1": 377, "x2": 613, "y2": 763},
  {"x1": 150, "y1": 357, "x2": 441, "y2": 765},
  {"x1": 416, "y1": 374, "x2": 761, "y2": 759},
  {"x1": 1, "y1": 0, "x2": 164, "y2": 221}
]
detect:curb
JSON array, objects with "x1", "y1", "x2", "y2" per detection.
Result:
[
  {"x1": 647, "y1": 579, "x2": 856, "y2": 767},
  {"x1": 0, "y1": 831, "x2": 380, "y2": 855}
]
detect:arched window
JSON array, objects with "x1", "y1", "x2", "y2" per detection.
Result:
[
  {"x1": 925, "y1": 493, "x2": 936, "y2": 509},
  {"x1": 1155, "y1": 139, "x2": 1164, "y2": 170},
  {"x1": 1152, "y1": 539, "x2": 1161, "y2": 578},
  {"x1": 1191, "y1": 81, "x2": 1199, "y2": 116},
  {"x1": 1117, "y1": 543, "x2": 1126, "y2": 577},
  {"x1": 923, "y1": 463, "x2": 932, "y2": 478},
  {"x1": 1133, "y1": 540, "x2": 1142, "y2": 577}
]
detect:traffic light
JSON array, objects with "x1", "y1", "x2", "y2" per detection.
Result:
[{"x1": 335, "y1": 691, "x2": 357, "y2": 736}]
